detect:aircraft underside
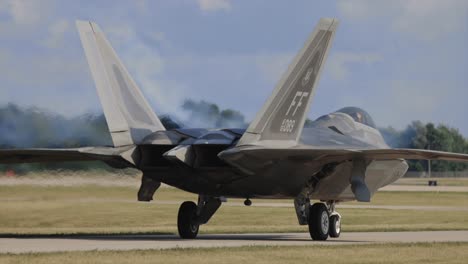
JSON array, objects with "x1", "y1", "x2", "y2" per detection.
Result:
[{"x1": 142, "y1": 158, "x2": 408, "y2": 200}]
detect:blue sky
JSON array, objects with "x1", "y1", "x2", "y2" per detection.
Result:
[{"x1": 1, "y1": 0, "x2": 467, "y2": 135}]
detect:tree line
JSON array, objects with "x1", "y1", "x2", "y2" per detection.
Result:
[{"x1": 380, "y1": 121, "x2": 468, "y2": 172}]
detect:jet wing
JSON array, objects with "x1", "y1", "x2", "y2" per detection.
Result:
[
  {"x1": 356, "y1": 148, "x2": 468, "y2": 162},
  {"x1": 219, "y1": 146, "x2": 468, "y2": 173},
  {"x1": 220, "y1": 146, "x2": 468, "y2": 202},
  {"x1": 0, "y1": 146, "x2": 137, "y2": 168}
]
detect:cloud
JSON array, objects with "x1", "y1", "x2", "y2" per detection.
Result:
[
  {"x1": 197, "y1": 0, "x2": 231, "y2": 12},
  {"x1": 41, "y1": 19, "x2": 70, "y2": 48},
  {"x1": 328, "y1": 52, "x2": 382, "y2": 81},
  {"x1": 336, "y1": 0, "x2": 386, "y2": 21},
  {"x1": 104, "y1": 23, "x2": 188, "y2": 116},
  {"x1": 0, "y1": 46, "x2": 99, "y2": 115},
  {"x1": 160, "y1": 51, "x2": 319, "y2": 121},
  {"x1": 104, "y1": 24, "x2": 136, "y2": 42},
  {"x1": 0, "y1": 0, "x2": 61, "y2": 48},
  {"x1": 147, "y1": 31, "x2": 167, "y2": 43},
  {"x1": 391, "y1": 0, "x2": 468, "y2": 40},
  {"x1": 337, "y1": 0, "x2": 468, "y2": 40},
  {"x1": 335, "y1": 0, "x2": 467, "y2": 135},
  {"x1": 1, "y1": 1, "x2": 466, "y2": 136},
  {"x1": 0, "y1": 51, "x2": 85, "y2": 87},
  {"x1": 371, "y1": 78, "x2": 456, "y2": 130},
  {"x1": 134, "y1": 0, "x2": 149, "y2": 14},
  {"x1": 0, "y1": 0, "x2": 53, "y2": 25}
]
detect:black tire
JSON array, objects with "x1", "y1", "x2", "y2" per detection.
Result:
[
  {"x1": 177, "y1": 201, "x2": 199, "y2": 239},
  {"x1": 308, "y1": 203, "x2": 329, "y2": 241},
  {"x1": 329, "y1": 215, "x2": 341, "y2": 238}
]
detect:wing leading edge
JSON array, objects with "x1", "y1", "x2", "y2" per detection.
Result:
[
  {"x1": 356, "y1": 148, "x2": 468, "y2": 162},
  {"x1": 219, "y1": 146, "x2": 468, "y2": 173},
  {"x1": 0, "y1": 146, "x2": 137, "y2": 168}
]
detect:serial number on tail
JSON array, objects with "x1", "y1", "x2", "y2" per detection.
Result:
[{"x1": 280, "y1": 119, "x2": 296, "y2": 133}]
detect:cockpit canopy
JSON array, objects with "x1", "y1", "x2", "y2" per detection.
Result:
[{"x1": 336, "y1": 107, "x2": 376, "y2": 129}]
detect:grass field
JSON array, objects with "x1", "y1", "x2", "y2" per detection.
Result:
[
  {"x1": 1, "y1": 184, "x2": 467, "y2": 235},
  {"x1": 1, "y1": 243, "x2": 467, "y2": 264},
  {"x1": 2, "y1": 182, "x2": 467, "y2": 206}
]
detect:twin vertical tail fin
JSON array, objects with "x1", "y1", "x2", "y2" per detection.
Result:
[
  {"x1": 76, "y1": 18, "x2": 337, "y2": 148},
  {"x1": 238, "y1": 18, "x2": 339, "y2": 147},
  {"x1": 76, "y1": 21, "x2": 165, "y2": 147}
]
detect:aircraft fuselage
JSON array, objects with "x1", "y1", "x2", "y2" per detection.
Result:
[{"x1": 140, "y1": 109, "x2": 408, "y2": 201}]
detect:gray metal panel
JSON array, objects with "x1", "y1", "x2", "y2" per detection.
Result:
[
  {"x1": 238, "y1": 18, "x2": 339, "y2": 146},
  {"x1": 258, "y1": 30, "x2": 330, "y2": 141},
  {"x1": 76, "y1": 21, "x2": 165, "y2": 147}
]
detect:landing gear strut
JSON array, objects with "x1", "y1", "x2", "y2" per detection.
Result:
[
  {"x1": 307, "y1": 201, "x2": 341, "y2": 241},
  {"x1": 177, "y1": 195, "x2": 222, "y2": 239}
]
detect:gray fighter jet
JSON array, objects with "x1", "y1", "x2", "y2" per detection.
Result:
[{"x1": 2, "y1": 18, "x2": 468, "y2": 240}]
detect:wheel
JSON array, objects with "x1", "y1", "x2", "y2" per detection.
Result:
[
  {"x1": 329, "y1": 214, "x2": 341, "y2": 238},
  {"x1": 177, "y1": 201, "x2": 199, "y2": 239},
  {"x1": 308, "y1": 203, "x2": 329, "y2": 241}
]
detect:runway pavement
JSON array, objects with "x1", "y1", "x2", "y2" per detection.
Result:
[
  {"x1": 1, "y1": 231, "x2": 468, "y2": 254},
  {"x1": 380, "y1": 185, "x2": 468, "y2": 192}
]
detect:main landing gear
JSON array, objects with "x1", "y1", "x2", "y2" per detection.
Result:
[
  {"x1": 294, "y1": 197, "x2": 341, "y2": 241},
  {"x1": 177, "y1": 195, "x2": 341, "y2": 240},
  {"x1": 308, "y1": 202, "x2": 341, "y2": 240},
  {"x1": 177, "y1": 195, "x2": 222, "y2": 239}
]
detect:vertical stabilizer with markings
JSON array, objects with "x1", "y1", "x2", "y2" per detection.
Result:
[
  {"x1": 76, "y1": 21, "x2": 165, "y2": 147},
  {"x1": 238, "y1": 18, "x2": 339, "y2": 147}
]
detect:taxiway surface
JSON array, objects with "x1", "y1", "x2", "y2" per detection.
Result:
[{"x1": 1, "y1": 231, "x2": 468, "y2": 253}]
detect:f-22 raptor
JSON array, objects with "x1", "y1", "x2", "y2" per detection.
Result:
[{"x1": 2, "y1": 18, "x2": 468, "y2": 240}]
